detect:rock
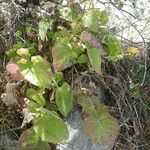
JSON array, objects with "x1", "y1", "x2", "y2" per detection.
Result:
[{"x1": 57, "y1": 108, "x2": 104, "y2": 150}]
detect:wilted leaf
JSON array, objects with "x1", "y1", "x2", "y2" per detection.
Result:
[
  {"x1": 34, "y1": 111, "x2": 68, "y2": 144},
  {"x1": 127, "y1": 47, "x2": 139, "y2": 56},
  {"x1": 78, "y1": 94, "x2": 119, "y2": 150},
  {"x1": 80, "y1": 31, "x2": 105, "y2": 57},
  {"x1": 39, "y1": 19, "x2": 53, "y2": 41},
  {"x1": 17, "y1": 56, "x2": 52, "y2": 89},
  {"x1": 17, "y1": 127, "x2": 50, "y2": 150},
  {"x1": 56, "y1": 82, "x2": 73, "y2": 116},
  {"x1": 86, "y1": 45, "x2": 101, "y2": 74},
  {"x1": 21, "y1": 107, "x2": 35, "y2": 128}
]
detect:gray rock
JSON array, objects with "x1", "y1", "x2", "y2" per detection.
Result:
[{"x1": 57, "y1": 108, "x2": 104, "y2": 150}]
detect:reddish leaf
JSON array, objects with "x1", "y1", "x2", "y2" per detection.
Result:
[{"x1": 6, "y1": 62, "x2": 24, "y2": 80}]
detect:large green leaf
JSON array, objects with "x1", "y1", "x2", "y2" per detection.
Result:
[
  {"x1": 17, "y1": 56, "x2": 52, "y2": 89},
  {"x1": 17, "y1": 127, "x2": 50, "y2": 150},
  {"x1": 52, "y1": 36, "x2": 79, "y2": 72},
  {"x1": 77, "y1": 94, "x2": 119, "y2": 150},
  {"x1": 82, "y1": 9, "x2": 108, "y2": 33},
  {"x1": 86, "y1": 45, "x2": 101, "y2": 74},
  {"x1": 39, "y1": 19, "x2": 53, "y2": 41},
  {"x1": 56, "y1": 82, "x2": 73, "y2": 116},
  {"x1": 34, "y1": 111, "x2": 68, "y2": 144}
]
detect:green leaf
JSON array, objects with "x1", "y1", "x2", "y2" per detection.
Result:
[
  {"x1": 17, "y1": 56, "x2": 52, "y2": 89},
  {"x1": 82, "y1": 9, "x2": 99, "y2": 32},
  {"x1": 17, "y1": 127, "x2": 50, "y2": 150},
  {"x1": 51, "y1": 72, "x2": 64, "y2": 86},
  {"x1": 82, "y1": 9, "x2": 109, "y2": 32},
  {"x1": 17, "y1": 48, "x2": 30, "y2": 57},
  {"x1": 77, "y1": 94, "x2": 119, "y2": 150},
  {"x1": 58, "y1": 6, "x2": 78, "y2": 22},
  {"x1": 56, "y1": 82, "x2": 73, "y2": 116},
  {"x1": 99, "y1": 29, "x2": 122, "y2": 60},
  {"x1": 26, "y1": 89, "x2": 45, "y2": 106},
  {"x1": 97, "y1": 10, "x2": 109, "y2": 25},
  {"x1": 39, "y1": 19, "x2": 53, "y2": 41},
  {"x1": 34, "y1": 112, "x2": 68, "y2": 144},
  {"x1": 52, "y1": 36, "x2": 79, "y2": 72},
  {"x1": 27, "y1": 101, "x2": 41, "y2": 113},
  {"x1": 76, "y1": 54, "x2": 88, "y2": 64},
  {"x1": 105, "y1": 35, "x2": 122, "y2": 60},
  {"x1": 6, "y1": 42, "x2": 23, "y2": 60},
  {"x1": 86, "y1": 45, "x2": 101, "y2": 73}
]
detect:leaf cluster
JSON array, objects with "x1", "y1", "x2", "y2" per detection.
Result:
[{"x1": 6, "y1": 2, "x2": 122, "y2": 149}]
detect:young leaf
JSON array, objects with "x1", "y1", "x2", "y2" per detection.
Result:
[
  {"x1": 34, "y1": 112, "x2": 68, "y2": 144},
  {"x1": 39, "y1": 19, "x2": 53, "y2": 41},
  {"x1": 77, "y1": 94, "x2": 119, "y2": 150},
  {"x1": 56, "y1": 82, "x2": 73, "y2": 116},
  {"x1": 17, "y1": 48, "x2": 30, "y2": 57},
  {"x1": 86, "y1": 45, "x2": 101, "y2": 74},
  {"x1": 17, "y1": 127, "x2": 50, "y2": 150},
  {"x1": 17, "y1": 56, "x2": 52, "y2": 89}
]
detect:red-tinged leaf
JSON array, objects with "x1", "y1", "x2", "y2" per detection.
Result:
[{"x1": 6, "y1": 62, "x2": 24, "y2": 80}]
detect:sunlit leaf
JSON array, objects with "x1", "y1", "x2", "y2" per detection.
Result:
[
  {"x1": 82, "y1": 9, "x2": 99, "y2": 32},
  {"x1": 82, "y1": 9, "x2": 109, "y2": 32},
  {"x1": 34, "y1": 111, "x2": 68, "y2": 144},
  {"x1": 39, "y1": 19, "x2": 53, "y2": 41},
  {"x1": 56, "y1": 82, "x2": 73, "y2": 116},
  {"x1": 17, "y1": 56, "x2": 52, "y2": 89},
  {"x1": 17, "y1": 127, "x2": 50, "y2": 150},
  {"x1": 17, "y1": 48, "x2": 30, "y2": 57}
]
